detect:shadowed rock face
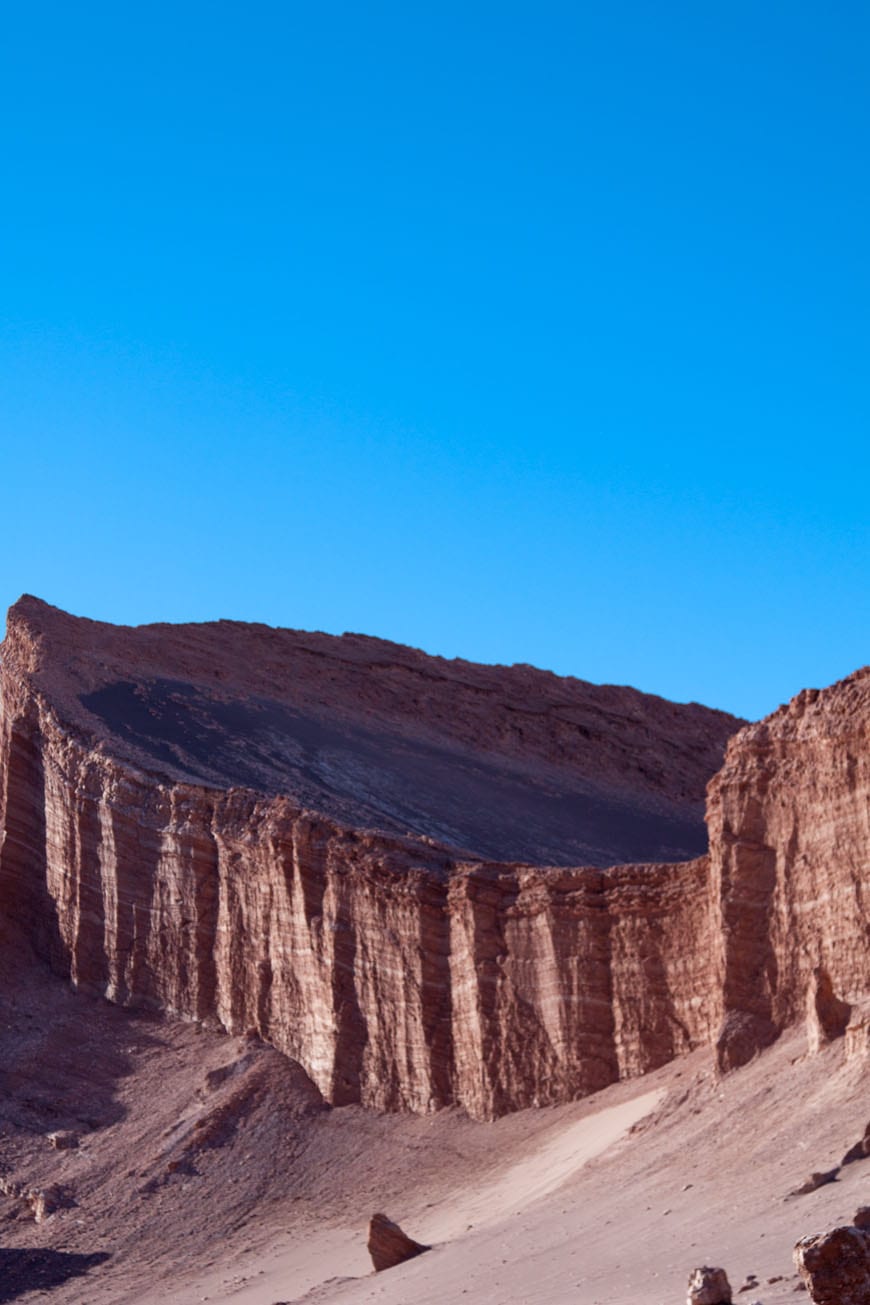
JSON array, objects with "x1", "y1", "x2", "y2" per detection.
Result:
[
  {"x1": 78, "y1": 676, "x2": 714, "y2": 869},
  {"x1": 0, "y1": 596, "x2": 868, "y2": 1119},
  {"x1": 8, "y1": 596, "x2": 739, "y2": 869}
]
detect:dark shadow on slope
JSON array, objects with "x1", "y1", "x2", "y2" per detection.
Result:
[
  {"x1": 0, "y1": 926, "x2": 165, "y2": 1135},
  {"x1": 80, "y1": 679, "x2": 709, "y2": 867},
  {"x1": 0, "y1": 1248, "x2": 110, "y2": 1301}
]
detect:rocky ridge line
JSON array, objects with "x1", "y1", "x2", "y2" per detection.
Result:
[{"x1": 0, "y1": 598, "x2": 867, "y2": 1118}]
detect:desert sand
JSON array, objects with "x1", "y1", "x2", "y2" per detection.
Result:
[{"x1": 1, "y1": 926, "x2": 867, "y2": 1305}]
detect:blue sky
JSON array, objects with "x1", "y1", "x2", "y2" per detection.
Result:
[{"x1": 1, "y1": 2, "x2": 867, "y2": 721}]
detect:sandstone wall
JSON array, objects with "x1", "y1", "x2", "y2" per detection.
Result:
[
  {"x1": 708, "y1": 671, "x2": 870, "y2": 1069},
  {"x1": 0, "y1": 675, "x2": 717, "y2": 1117},
  {"x1": 1, "y1": 603, "x2": 867, "y2": 1116}
]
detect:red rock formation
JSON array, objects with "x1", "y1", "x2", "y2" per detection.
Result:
[
  {"x1": 708, "y1": 672, "x2": 870, "y2": 1070},
  {"x1": 0, "y1": 596, "x2": 867, "y2": 1119},
  {"x1": 367, "y1": 1213, "x2": 428, "y2": 1271},
  {"x1": 794, "y1": 1224, "x2": 870, "y2": 1304},
  {"x1": 0, "y1": 596, "x2": 738, "y2": 869}
]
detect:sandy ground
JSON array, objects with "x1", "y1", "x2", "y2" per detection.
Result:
[{"x1": 1, "y1": 937, "x2": 868, "y2": 1305}]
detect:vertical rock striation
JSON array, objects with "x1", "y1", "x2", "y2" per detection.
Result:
[
  {"x1": 708, "y1": 671, "x2": 870, "y2": 1070},
  {"x1": 0, "y1": 597, "x2": 867, "y2": 1117}
]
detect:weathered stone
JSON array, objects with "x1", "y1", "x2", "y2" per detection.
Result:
[
  {"x1": 47, "y1": 1130, "x2": 79, "y2": 1150},
  {"x1": 25, "y1": 1183, "x2": 74, "y2": 1222},
  {"x1": 806, "y1": 967, "x2": 852, "y2": 1053},
  {"x1": 789, "y1": 1168, "x2": 840, "y2": 1198},
  {"x1": 845, "y1": 1002, "x2": 870, "y2": 1062},
  {"x1": 715, "y1": 1011, "x2": 778, "y2": 1074},
  {"x1": 0, "y1": 597, "x2": 868, "y2": 1121},
  {"x1": 367, "y1": 1213, "x2": 428, "y2": 1272},
  {"x1": 794, "y1": 1224, "x2": 870, "y2": 1304},
  {"x1": 0, "y1": 597, "x2": 735, "y2": 1119},
  {"x1": 853, "y1": 1207, "x2": 870, "y2": 1230},
  {"x1": 687, "y1": 1265, "x2": 732, "y2": 1304},
  {"x1": 707, "y1": 673, "x2": 870, "y2": 1075}
]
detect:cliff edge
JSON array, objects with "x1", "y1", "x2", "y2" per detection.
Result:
[{"x1": 0, "y1": 597, "x2": 866, "y2": 1117}]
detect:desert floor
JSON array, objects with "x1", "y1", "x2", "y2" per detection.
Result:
[{"x1": 1, "y1": 935, "x2": 867, "y2": 1305}]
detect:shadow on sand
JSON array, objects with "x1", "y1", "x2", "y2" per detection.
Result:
[{"x1": 0, "y1": 1248, "x2": 110, "y2": 1302}]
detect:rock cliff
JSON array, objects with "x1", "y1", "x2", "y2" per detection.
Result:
[
  {"x1": 0, "y1": 596, "x2": 867, "y2": 1118},
  {"x1": 708, "y1": 669, "x2": 870, "y2": 1070}
]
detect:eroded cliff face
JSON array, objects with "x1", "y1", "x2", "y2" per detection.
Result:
[
  {"x1": 0, "y1": 597, "x2": 867, "y2": 1117},
  {"x1": 0, "y1": 675, "x2": 715, "y2": 1117},
  {"x1": 708, "y1": 671, "x2": 870, "y2": 1071}
]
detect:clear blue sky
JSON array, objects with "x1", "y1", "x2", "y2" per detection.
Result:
[{"x1": 1, "y1": 2, "x2": 867, "y2": 721}]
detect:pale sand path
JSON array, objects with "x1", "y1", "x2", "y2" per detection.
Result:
[
  {"x1": 153, "y1": 1089, "x2": 664, "y2": 1305},
  {"x1": 415, "y1": 1089, "x2": 664, "y2": 1243}
]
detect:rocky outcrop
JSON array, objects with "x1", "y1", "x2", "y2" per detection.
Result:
[
  {"x1": 708, "y1": 672, "x2": 870, "y2": 1071},
  {"x1": 25, "y1": 1183, "x2": 75, "y2": 1223},
  {"x1": 0, "y1": 597, "x2": 868, "y2": 1118},
  {"x1": 0, "y1": 597, "x2": 739, "y2": 870},
  {"x1": 0, "y1": 711, "x2": 716, "y2": 1114},
  {"x1": 788, "y1": 1168, "x2": 839, "y2": 1199},
  {"x1": 46, "y1": 1130, "x2": 78, "y2": 1151},
  {"x1": 806, "y1": 967, "x2": 853, "y2": 1053},
  {"x1": 841, "y1": 1123, "x2": 870, "y2": 1166},
  {"x1": 367, "y1": 1214, "x2": 428, "y2": 1271},
  {"x1": 0, "y1": 598, "x2": 729, "y2": 1117},
  {"x1": 686, "y1": 1265, "x2": 732, "y2": 1304},
  {"x1": 794, "y1": 1225, "x2": 870, "y2": 1304}
]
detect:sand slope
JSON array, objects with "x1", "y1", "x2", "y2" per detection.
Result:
[{"x1": 1, "y1": 936, "x2": 867, "y2": 1305}]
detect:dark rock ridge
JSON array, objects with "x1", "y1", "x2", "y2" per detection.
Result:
[{"x1": 0, "y1": 596, "x2": 867, "y2": 1119}]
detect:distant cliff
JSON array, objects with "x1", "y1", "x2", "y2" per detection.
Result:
[{"x1": 0, "y1": 597, "x2": 865, "y2": 1118}]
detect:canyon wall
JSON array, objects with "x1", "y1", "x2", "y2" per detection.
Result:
[
  {"x1": 0, "y1": 598, "x2": 867, "y2": 1117},
  {"x1": 708, "y1": 672, "x2": 870, "y2": 1070},
  {"x1": 0, "y1": 685, "x2": 715, "y2": 1117}
]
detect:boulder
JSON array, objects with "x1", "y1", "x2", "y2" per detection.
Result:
[
  {"x1": 25, "y1": 1184, "x2": 74, "y2": 1222},
  {"x1": 687, "y1": 1265, "x2": 732, "y2": 1304},
  {"x1": 794, "y1": 1224, "x2": 870, "y2": 1304},
  {"x1": 367, "y1": 1213, "x2": 429, "y2": 1272},
  {"x1": 47, "y1": 1130, "x2": 79, "y2": 1150}
]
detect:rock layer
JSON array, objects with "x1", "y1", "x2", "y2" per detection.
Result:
[
  {"x1": 0, "y1": 597, "x2": 868, "y2": 1118},
  {"x1": 708, "y1": 673, "x2": 870, "y2": 1070}
]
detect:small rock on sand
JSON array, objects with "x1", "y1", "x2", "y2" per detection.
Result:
[
  {"x1": 687, "y1": 1265, "x2": 732, "y2": 1304},
  {"x1": 47, "y1": 1130, "x2": 79, "y2": 1150},
  {"x1": 367, "y1": 1213, "x2": 429, "y2": 1272}
]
